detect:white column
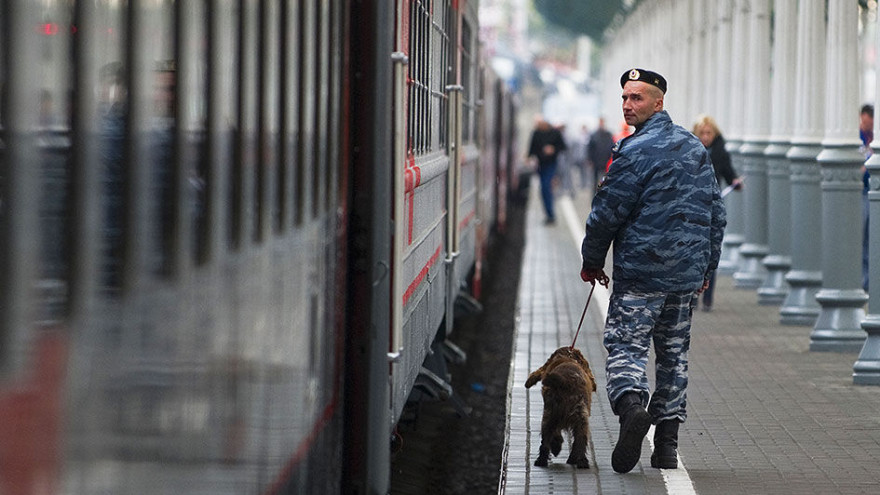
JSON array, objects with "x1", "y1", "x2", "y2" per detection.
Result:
[
  {"x1": 853, "y1": 0, "x2": 880, "y2": 384},
  {"x1": 758, "y1": 0, "x2": 797, "y2": 305},
  {"x1": 727, "y1": 0, "x2": 748, "y2": 143},
  {"x1": 719, "y1": 0, "x2": 747, "y2": 275},
  {"x1": 734, "y1": 0, "x2": 772, "y2": 289},
  {"x1": 714, "y1": 0, "x2": 733, "y2": 132},
  {"x1": 811, "y1": 0, "x2": 869, "y2": 351},
  {"x1": 781, "y1": 0, "x2": 826, "y2": 326},
  {"x1": 702, "y1": 1, "x2": 718, "y2": 118},
  {"x1": 690, "y1": 0, "x2": 707, "y2": 118}
]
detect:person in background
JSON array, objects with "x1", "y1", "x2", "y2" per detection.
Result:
[
  {"x1": 555, "y1": 123, "x2": 577, "y2": 199},
  {"x1": 580, "y1": 68, "x2": 726, "y2": 474},
  {"x1": 860, "y1": 104, "x2": 872, "y2": 292},
  {"x1": 608, "y1": 120, "x2": 633, "y2": 172},
  {"x1": 570, "y1": 124, "x2": 591, "y2": 189},
  {"x1": 527, "y1": 116, "x2": 567, "y2": 224},
  {"x1": 587, "y1": 117, "x2": 614, "y2": 189},
  {"x1": 692, "y1": 114, "x2": 742, "y2": 311}
]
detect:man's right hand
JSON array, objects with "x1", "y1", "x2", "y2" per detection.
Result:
[{"x1": 580, "y1": 267, "x2": 610, "y2": 288}]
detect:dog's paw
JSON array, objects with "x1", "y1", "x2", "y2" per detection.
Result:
[{"x1": 566, "y1": 456, "x2": 590, "y2": 469}]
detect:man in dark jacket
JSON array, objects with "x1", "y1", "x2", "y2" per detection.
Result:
[
  {"x1": 587, "y1": 117, "x2": 614, "y2": 188},
  {"x1": 527, "y1": 117, "x2": 567, "y2": 224},
  {"x1": 580, "y1": 69, "x2": 726, "y2": 474}
]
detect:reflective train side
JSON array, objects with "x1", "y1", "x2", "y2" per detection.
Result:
[{"x1": 0, "y1": 1, "x2": 517, "y2": 493}]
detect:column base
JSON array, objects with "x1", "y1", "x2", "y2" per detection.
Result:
[
  {"x1": 854, "y1": 317, "x2": 880, "y2": 385},
  {"x1": 809, "y1": 289, "x2": 868, "y2": 352},
  {"x1": 779, "y1": 270, "x2": 821, "y2": 326},
  {"x1": 757, "y1": 255, "x2": 790, "y2": 305},
  {"x1": 733, "y1": 244, "x2": 768, "y2": 289},
  {"x1": 853, "y1": 314, "x2": 880, "y2": 385},
  {"x1": 718, "y1": 235, "x2": 743, "y2": 275}
]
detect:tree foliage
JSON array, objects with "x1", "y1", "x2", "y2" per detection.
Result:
[{"x1": 533, "y1": 0, "x2": 631, "y2": 41}]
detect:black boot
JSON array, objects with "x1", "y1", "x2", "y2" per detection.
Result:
[
  {"x1": 611, "y1": 392, "x2": 652, "y2": 473},
  {"x1": 650, "y1": 420, "x2": 680, "y2": 469}
]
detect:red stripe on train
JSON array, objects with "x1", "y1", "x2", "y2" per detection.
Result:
[
  {"x1": 459, "y1": 209, "x2": 475, "y2": 230},
  {"x1": 0, "y1": 332, "x2": 67, "y2": 495},
  {"x1": 403, "y1": 245, "x2": 443, "y2": 306}
]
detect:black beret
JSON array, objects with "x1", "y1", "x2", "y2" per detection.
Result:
[{"x1": 620, "y1": 68, "x2": 667, "y2": 94}]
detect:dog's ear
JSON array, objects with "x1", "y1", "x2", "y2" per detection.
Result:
[{"x1": 584, "y1": 364, "x2": 597, "y2": 392}]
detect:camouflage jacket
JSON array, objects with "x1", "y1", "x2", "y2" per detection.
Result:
[{"x1": 581, "y1": 110, "x2": 726, "y2": 293}]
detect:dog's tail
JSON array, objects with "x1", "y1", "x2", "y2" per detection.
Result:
[{"x1": 542, "y1": 364, "x2": 588, "y2": 392}]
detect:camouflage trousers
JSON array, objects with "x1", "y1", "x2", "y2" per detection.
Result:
[{"x1": 603, "y1": 290, "x2": 696, "y2": 423}]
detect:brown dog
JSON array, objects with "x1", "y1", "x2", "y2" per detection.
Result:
[{"x1": 524, "y1": 346, "x2": 597, "y2": 468}]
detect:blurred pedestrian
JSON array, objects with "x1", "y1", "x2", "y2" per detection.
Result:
[
  {"x1": 571, "y1": 124, "x2": 591, "y2": 188},
  {"x1": 555, "y1": 123, "x2": 577, "y2": 199},
  {"x1": 693, "y1": 114, "x2": 742, "y2": 311},
  {"x1": 527, "y1": 116, "x2": 567, "y2": 224},
  {"x1": 580, "y1": 69, "x2": 726, "y2": 474},
  {"x1": 587, "y1": 117, "x2": 614, "y2": 189},
  {"x1": 608, "y1": 120, "x2": 633, "y2": 172},
  {"x1": 860, "y1": 104, "x2": 872, "y2": 292}
]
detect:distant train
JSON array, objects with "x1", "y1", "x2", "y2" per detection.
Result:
[{"x1": 0, "y1": 1, "x2": 518, "y2": 493}]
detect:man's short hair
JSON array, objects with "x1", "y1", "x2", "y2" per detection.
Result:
[{"x1": 861, "y1": 104, "x2": 874, "y2": 118}]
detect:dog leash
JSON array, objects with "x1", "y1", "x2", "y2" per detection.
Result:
[{"x1": 570, "y1": 275, "x2": 609, "y2": 350}]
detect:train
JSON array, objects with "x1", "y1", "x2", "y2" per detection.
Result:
[{"x1": 0, "y1": 0, "x2": 519, "y2": 493}]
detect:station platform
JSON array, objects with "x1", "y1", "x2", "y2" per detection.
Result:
[{"x1": 498, "y1": 181, "x2": 880, "y2": 495}]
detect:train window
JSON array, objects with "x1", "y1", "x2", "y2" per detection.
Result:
[
  {"x1": 434, "y1": 0, "x2": 452, "y2": 151},
  {"x1": 314, "y1": 0, "x2": 329, "y2": 218},
  {"x1": 461, "y1": 18, "x2": 473, "y2": 144},
  {"x1": 406, "y1": 0, "x2": 455, "y2": 156},
  {"x1": 278, "y1": 2, "x2": 300, "y2": 232},
  {"x1": 295, "y1": 2, "x2": 316, "y2": 226},
  {"x1": 409, "y1": 0, "x2": 444, "y2": 157},
  {"x1": 115, "y1": 3, "x2": 179, "y2": 280},
  {"x1": 231, "y1": 0, "x2": 256, "y2": 247},
  {"x1": 257, "y1": 0, "x2": 281, "y2": 241},
  {"x1": 325, "y1": 1, "x2": 342, "y2": 216}
]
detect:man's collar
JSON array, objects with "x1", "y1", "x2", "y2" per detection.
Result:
[{"x1": 635, "y1": 110, "x2": 669, "y2": 132}]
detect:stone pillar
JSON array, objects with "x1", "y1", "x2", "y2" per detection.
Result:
[
  {"x1": 810, "y1": 0, "x2": 869, "y2": 351},
  {"x1": 703, "y1": 1, "x2": 717, "y2": 118},
  {"x1": 760, "y1": 155, "x2": 792, "y2": 302},
  {"x1": 781, "y1": 0, "x2": 825, "y2": 326},
  {"x1": 758, "y1": 0, "x2": 797, "y2": 305},
  {"x1": 688, "y1": 0, "x2": 704, "y2": 120},
  {"x1": 734, "y1": 0, "x2": 771, "y2": 289},
  {"x1": 854, "y1": 158, "x2": 880, "y2": 382},
  {"x1": 853, "y1": 0, "x2": 880, "y2": 385},
  {"x1": 719, "y1": 0, "x2": 746, "y2": 276}
]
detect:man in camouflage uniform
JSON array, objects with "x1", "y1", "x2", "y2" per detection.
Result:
[{"x1": 580, "y1": 68, "x2": 726, "y2": 473}]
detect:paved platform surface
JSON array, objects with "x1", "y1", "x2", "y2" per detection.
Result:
[{"x1": 499, "y1": 181, "x2": 880, "y2": 495}]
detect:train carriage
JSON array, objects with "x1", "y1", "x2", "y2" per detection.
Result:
[
  {"x1": 2, "y1": 1, "x2": 348, "y2": 493},
  {"x1": 0, "y1": 0, "x2": 516, "y2": 493},
  {"x1": 386, "y1": 0, "x2": 497, "y2": 423}
]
